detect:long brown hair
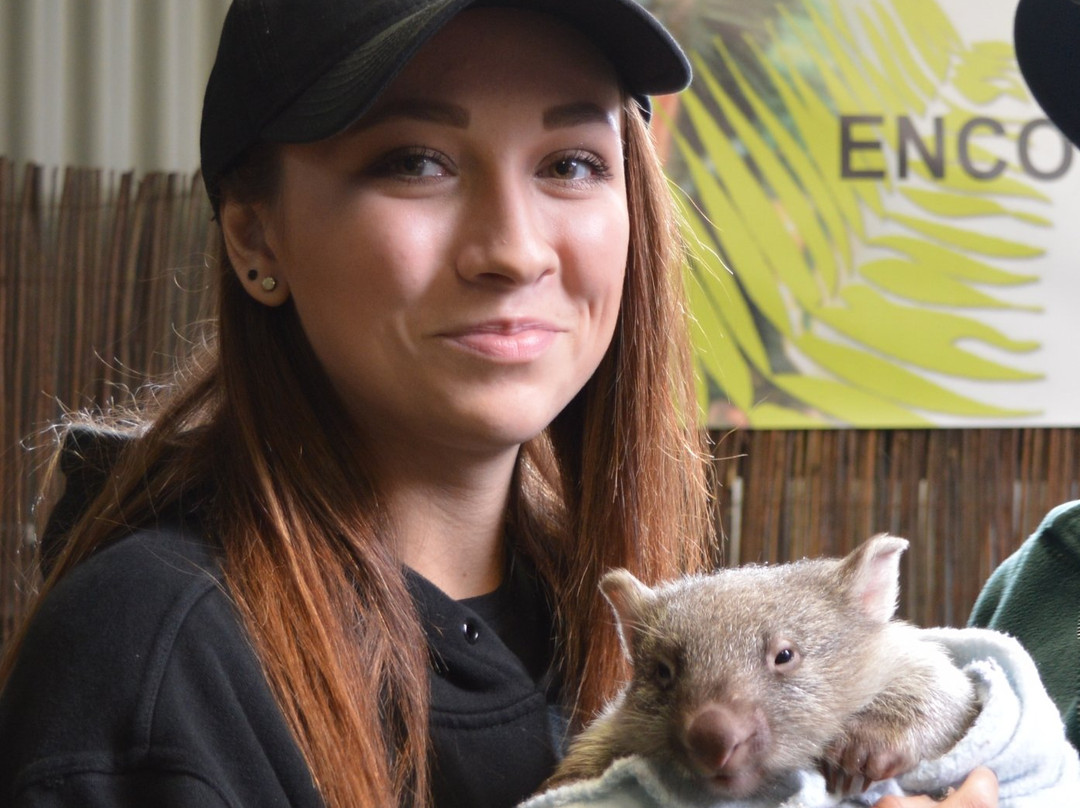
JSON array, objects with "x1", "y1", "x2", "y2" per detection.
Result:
[{"x1": 1, "y1": 99, "x2": 714, "y2": 807}]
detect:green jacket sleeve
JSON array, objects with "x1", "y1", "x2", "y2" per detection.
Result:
[{"x1": 968, "y1": 500, "x2": 1080, "y2": 751}]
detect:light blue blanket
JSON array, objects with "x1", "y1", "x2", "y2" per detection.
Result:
[{"x1": 519, "y1": 628, "x2": 1080, "y2": 808}]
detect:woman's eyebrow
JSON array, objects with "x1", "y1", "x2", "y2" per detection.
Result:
[
  {"x1": 351, "y1": 98, "x2": 616, "y2": 134},
  {"x1": 543, "y1": 102, "x2": 618, "y2": 131},
  {"x1": 356, "y1": 98, "x2": 471, "y2": 130}
]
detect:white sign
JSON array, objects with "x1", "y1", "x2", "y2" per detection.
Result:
[{"x1": 657, "y1": 0, "x2": 1080, "y2": 428}]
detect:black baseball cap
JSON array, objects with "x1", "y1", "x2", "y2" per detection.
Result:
[
  {"x1": 1014, "y1": 0, "x2": 1080, "y2": 148},
  {"x1": 200, "y1": 0, "x2": 692, "y2": 210}
]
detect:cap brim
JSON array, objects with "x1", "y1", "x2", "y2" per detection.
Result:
[
  {"x1": 263, "y1": 0, "x2": 691, "y2": 144},
  {"x1": 1014, "y1": 0, "x2": 1080, "y2": 148}
]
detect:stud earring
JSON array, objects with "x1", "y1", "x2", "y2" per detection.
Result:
[{"x1": 246, "y1": 268, "x2": 277, "y2": 292}]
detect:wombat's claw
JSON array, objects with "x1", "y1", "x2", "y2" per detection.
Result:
[
  {"x1": 821, "y1": 762, "x2": 866, "y2": 796},
  {"x1": 821, "y1": 735, "x2": 914, "y2": 795}
]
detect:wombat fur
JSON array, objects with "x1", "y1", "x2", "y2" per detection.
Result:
[{"x1": 545, "y1": 535, "x2": 979, "y2": 801}]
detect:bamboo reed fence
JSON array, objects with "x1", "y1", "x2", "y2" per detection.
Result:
[
  {"x1": 1, "y1": 159, "x2": 1078, "y2": 646},
  {"x1": 1, "y1": 158, "x2": 215, "y2": 642}
]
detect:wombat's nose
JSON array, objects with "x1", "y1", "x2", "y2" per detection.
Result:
[{"x1": 684, "y1": 703, "x2": 765, "y2": 773}]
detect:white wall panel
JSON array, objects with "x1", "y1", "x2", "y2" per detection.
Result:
[{"x1": 0, "y1": 0, "x2": 230, "y2": 174}]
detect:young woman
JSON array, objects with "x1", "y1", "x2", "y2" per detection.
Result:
[{"x1": 0, "y1": 2, "x2": 998, "y2": 807}]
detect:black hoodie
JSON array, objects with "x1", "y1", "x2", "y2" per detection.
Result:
[{"x1": 0, "y1": 430, "x2": 565, "y2": 807}]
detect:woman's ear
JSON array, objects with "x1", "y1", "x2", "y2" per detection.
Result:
[{"x1": 220, "y1": 198, "x2": 291, "y2": 307}]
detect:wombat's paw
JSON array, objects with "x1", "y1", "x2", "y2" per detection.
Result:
[{"x1": 820, "y1": 729, "x2": 919, "y2": 795}]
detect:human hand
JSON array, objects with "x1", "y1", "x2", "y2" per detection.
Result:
[{"x1": 872, "y1": 767, "x2": 998, "y2": 808}]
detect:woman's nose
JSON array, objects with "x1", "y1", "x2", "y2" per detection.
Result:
[{"x1": 454, "y1": 178, "x2": 558, "y2": 286}]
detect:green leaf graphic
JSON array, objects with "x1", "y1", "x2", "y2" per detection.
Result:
[
  {"x1": 858, "y1": 259, "x2": 1039, "y2": 310},
  {"x1": 656, "y1": 0, "x2": 1047, "y2": 427}
]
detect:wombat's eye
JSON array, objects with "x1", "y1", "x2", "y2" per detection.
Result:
[
  {"x1": 653, "y1": 657, "x2": 677, "y2": 689},
  {"x1": 768, "y1": 642, "x2": 801, "y2": 673}
]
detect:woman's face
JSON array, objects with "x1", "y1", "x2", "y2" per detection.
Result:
[{"x1": 253, "y1": 9, "x2": 630, "y2": 461}]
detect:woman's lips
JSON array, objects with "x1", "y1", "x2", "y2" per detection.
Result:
[{"x1": 440, "y1": 320, "x2": 562, "y2": 361}]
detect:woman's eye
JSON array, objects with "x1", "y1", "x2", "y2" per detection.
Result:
[
  {"x1": 399, "y1": 154, "x2": 444, "y2": 177},
  {"x1": 545, "y1": 152, "x2": 611, "y2": 183},
  {"x1": 370, "y1": 149, "x2": 449, "y2": 180}
]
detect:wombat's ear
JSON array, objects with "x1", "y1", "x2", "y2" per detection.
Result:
[
  {"x1": 599, "y1": 569, "x2": 654, "y2": 660},
  {"x1": 840, "y1": 534, "x2": 909, "y2": 623}
]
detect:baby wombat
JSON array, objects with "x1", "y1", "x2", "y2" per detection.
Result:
[{"x1": 546, "y1": 535, "x2": 979, "y2": 801}]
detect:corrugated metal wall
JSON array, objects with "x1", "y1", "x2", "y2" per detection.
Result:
[{"x1": 0, "y1": 0, "x2": 230, "y2": 175}]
